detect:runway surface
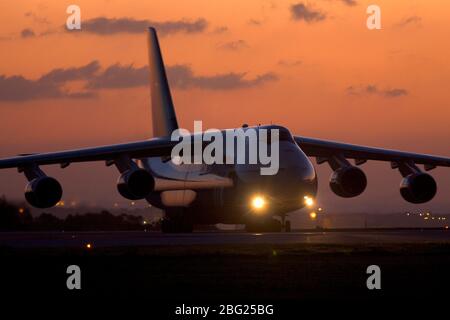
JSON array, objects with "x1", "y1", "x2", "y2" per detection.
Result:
[{"x1": 0, "y1": 229, "x2": 449, "y2": 248}]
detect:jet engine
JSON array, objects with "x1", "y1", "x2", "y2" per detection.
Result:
[
  {"x1": 329, "y1": 166, "x2": 367, "y2": 198},
  {"x1": 117, "y1": 168, "x2": 155, "y2": 200},
  {"x1": 25, "y1": 176, "x2": 63, "y2": 208},
  {"x1": 400, "y1": 173, "x2": 437, "y2": 204}
]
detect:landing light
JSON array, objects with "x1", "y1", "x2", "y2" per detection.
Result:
[
  {"x1": 310, "y1": 212, "x2": 317, "y2": 220},
  {"x1": 304, "y1": 196, "x2": 314, "y2": 208},
  {"x1": 251, "y1": 195, "x2": 266, "y2": 211}
]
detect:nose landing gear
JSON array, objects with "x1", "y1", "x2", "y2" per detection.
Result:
[{"x1": 280, "y1": 213, "x2": 291, "y2": 232}]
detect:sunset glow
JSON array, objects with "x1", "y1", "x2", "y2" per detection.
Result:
[{"x1": 0, "y1": 0, "x2": 449, "y2": 214}]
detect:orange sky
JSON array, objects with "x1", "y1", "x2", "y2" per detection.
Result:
[{"x1": 0, "y1": 0, "x2": 449, "y2": 214}]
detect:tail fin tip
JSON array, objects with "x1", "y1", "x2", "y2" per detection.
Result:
[{"x1": 147, "y1": 27, "x2": 179, "y2": 138}]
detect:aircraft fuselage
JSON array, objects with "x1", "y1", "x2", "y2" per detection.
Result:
[{"x1": 143, "y1": 125, "x2": 318, "y2": 224}]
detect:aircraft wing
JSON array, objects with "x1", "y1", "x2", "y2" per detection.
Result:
[
  {"x1": 295, "y1": 136, "x2": 450, "y2": 169},
  {"x1": 0, "y1": 138, "x2": 177, "y2": 169}
]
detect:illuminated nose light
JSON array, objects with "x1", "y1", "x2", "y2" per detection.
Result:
[
  {"x1": 251, "y1": 195, "x2": 266, "y2": 210},
  {"x1": 309, "y1": 212, "x2": 317, "y2": 220},
  {"x1": 304, "y1": 195, "x2": 315, "y2": 208}
]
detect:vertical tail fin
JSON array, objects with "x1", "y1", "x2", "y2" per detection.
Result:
[{"x1": 147, "y1": 27, "x2": 179, "y2": 137}]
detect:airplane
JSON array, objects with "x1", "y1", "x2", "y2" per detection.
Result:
[{"x1": 0, "y1": 27, "x2": 449, "y2": 233}]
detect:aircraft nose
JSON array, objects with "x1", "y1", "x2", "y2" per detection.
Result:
[
  {"x1": 237, "y1": 164, "x2": 317, "y2": 211},
  {"x1": 272, "y1": 166, "x2": 317, "y2": 200}
]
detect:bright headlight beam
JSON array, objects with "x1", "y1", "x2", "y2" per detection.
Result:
[
  {"x1": 304, "y1": 195, "x2": 314, "y2": 208},
  {"x1": 251, "y1": 195, "x2": 266, "y2": 210}
]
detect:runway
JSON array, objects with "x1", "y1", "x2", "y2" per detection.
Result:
[
  {"x1": 1, "y1": 229, "x2": 450, "y2": 302},
  {"x1": 0, "y1": 229, "x2": 449, "y2": 248}
]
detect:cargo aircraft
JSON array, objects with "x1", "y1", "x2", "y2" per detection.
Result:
[{"x1": 0, "y1": 28, "x2": 449, "y2": 232}]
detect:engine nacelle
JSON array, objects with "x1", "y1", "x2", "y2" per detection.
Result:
[
  {"x1": 25, "y1": 176, "x2": 63, "y2": 208},
  {"x1": 117, "y1": 168, "x2": 154, "y2": 200},
  {"x1": 400, "y1": 173, "x2": 437, "y2": 204},
  {"x1": 330, "y1": 166, "x2": 367, "y2": 198}
]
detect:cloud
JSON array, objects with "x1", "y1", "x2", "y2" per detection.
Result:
[
  {"x1": 87, "y1": 63, "x2": 278, "y2": 90},
  {"x1": 212, "y1": 26, "x2": 229, "y2": 34},
  {"x1": 383, "y1": 88, "x2": 408, "y2": 98},
  {"x1": 339, "y1": 0, "x2": 357, "y2": 6},
  {"x1": 86, "y1": 64, "x2": 147, "y2": 89},
  {"x1": 395, "y1": 16, "x2": 422, "y2": 28},
  {"x1": 81, "y1": 17, "x2": 208, "y2": 36},
  {"x1": 40, "y1": 61, "x2": 100, "y2": 82},
  {"x1": 217, "y1": 40, "x2": 249, "y2": 51},
  {"x1": 166, "y1": 65, "x2": 278, "y2": 90},
  {"x1": 5, "y1": 17, "x2": 209, "y2": 40},
  {"x1": 24, "y1": 11, "x2": 51, "y2": 25},
  {"x1": 0, "y1": 61, "x2": 278, "y2": 102},
  {"x1": 0, "y1": 62, "x2": 99, "y2": 101},
  {"x1": 290, "y1": 3, "x2": 326, "y2": 23},
  {"x1": 248, "y1": 19, "x2": 263, "y2": 26},
  {"x1": 346, "y1": 84, "x2": 408, "y2": 98},
  {"x1": 0, "y1": 75, "x2": 96, "y2": 101},
  {"x1": 21, "y1": 28, "x2": 35, "y2": 38}
]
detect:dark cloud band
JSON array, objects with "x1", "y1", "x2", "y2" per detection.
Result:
[
  {"x1": 0, "y1": 61, "x2": 100, "y2": 101},
  {"x1": 81, "y1": 17, "x2": 208, "y2": 35},
  {"x1": 0, "y1": 62, "x2": 278, "y2": 102},
  {"x1": 346, "y1": 84, "x2": 408, "y2": 98},
  {"x1": 82, "y1": 63, "x2": 278, "y2": 90}
]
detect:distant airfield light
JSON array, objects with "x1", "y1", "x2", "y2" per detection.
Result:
[
  {"x1": 86, "y1": 243, "x2": 92, "y2": 249},
  {"x1": 131, "y1": 201, "x2": 136, "y2": 206},
  {"x1": 304, "y1": 196, "x2": 314, "y2": 208},
  {"x1": 18, "y1": 208, "x2": 25, "y2": 214},
  {"x1": 445, "y1": 226, "x2": 449, "y2": 230},
  {"x1": 143, "y1": 220, "x2": 148, "y2": 225},
  {"x1": 318, "y1": 207, "x2": 323, "y2": 212},
  {"x1": 310, "y1": 212, "x2": 317, "y2": 220},
  {"x1": 251, "y1": 195, "x2": 266, "y2": 211}
]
